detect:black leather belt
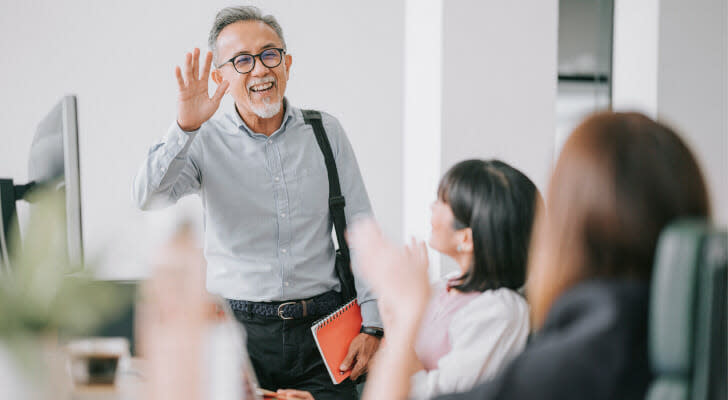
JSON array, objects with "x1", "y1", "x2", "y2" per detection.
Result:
[{"x1": 227, "y1": 290, "x2": 342, "y2": 320}]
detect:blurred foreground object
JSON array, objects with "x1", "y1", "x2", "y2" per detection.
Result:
[
  {"x1": 138, "y1": 224, "x2": 207, "y2": 400},
  {"x1": 138, "y1": 223, "x2": 260, "y2": 400},
  {"x1": 0, "y1": 188, "x2": 131, "y2": 399}
]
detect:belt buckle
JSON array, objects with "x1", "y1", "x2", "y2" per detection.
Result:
[{"x1": 277, "y1": 301, "x2": 297, "y2": 320}]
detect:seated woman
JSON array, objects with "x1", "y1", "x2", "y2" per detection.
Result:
[
  {"x1": 350, "y1": 111, "x2": 711, "y2": 400},
  {"x1": 406, "y1": 159, "x2": 538, "y2": 399},
  {"x1": 275, "y1": 160, "x2": 539, "y2": 400}
]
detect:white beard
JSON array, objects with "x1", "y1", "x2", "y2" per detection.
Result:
[{"x1": 251, "y1": 98, "x2": 282, "y2": 119}]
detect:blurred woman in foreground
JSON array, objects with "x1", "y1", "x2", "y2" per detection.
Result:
[{"x1": 350, "y1": 112, "x2": 710, "y2": 400}]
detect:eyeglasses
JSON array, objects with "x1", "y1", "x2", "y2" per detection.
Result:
[{"x1": 217, "y1": 48, "x2": 285, "y2": 74}]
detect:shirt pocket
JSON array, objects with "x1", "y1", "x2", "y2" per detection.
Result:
[{"x1": 295, "y1": 167, "x2": 330, "y2": 216}]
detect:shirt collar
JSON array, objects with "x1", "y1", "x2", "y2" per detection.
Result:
[{"x1": 227, "y1": 98, "x2": 296, "y2": 139}]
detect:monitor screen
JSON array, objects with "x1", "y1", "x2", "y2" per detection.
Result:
[{"x1": 27, "y1": 95, "x2": 84, "y2": 270}]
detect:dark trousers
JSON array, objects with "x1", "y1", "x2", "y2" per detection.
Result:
[{"x1": 233, "y1": 310, "x2": 358, "y2": 400}]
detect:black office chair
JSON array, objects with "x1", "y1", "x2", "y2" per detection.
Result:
[{"x1": 647, "y1": 220, "x2": 727, "y2": 400}]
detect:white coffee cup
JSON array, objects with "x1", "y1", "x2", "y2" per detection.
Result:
[{"x1": 66, "y1": 337, "x2": 130, "y2": 386}]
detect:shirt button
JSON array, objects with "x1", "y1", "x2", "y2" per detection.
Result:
[
  {"x1": 284, "y1": 282, "x2": 290, "y2": 287},
  {"x1": 281, "y1": 248, "x2": 287, "y2": 254},
  {"x1": 274, "y1": 176, "x2": 280, "y2": 182},
  {"x1": 280, "y1": 213, "x2": 286, "y2": 218}
]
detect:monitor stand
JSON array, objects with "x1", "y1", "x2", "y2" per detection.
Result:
[{"x1": 0, "y1": 178, "x2": 36, "y2": 274}]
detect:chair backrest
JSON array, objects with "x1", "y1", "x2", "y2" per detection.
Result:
[{"x1": 646, "y1": 220, "x2": 727, "y2": 400}]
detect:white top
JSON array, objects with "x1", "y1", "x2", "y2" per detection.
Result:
[{"x1": 409, "y1": 285, "x2": 530, "y2": 399}]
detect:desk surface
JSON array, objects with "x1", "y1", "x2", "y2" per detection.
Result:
[{"x1": 70, "y1": 358, "x2": 280, "y2": 400}]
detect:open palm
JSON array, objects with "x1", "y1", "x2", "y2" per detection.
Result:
[
  {"x1": 348, "y1": 219, "x2": 431, "y2": 325},
  {"x1": 175, "y1": 48, "x2": 229, "y2": 132}
]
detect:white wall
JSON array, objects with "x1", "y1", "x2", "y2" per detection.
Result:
[
  {"x1": 612, "y1": 0, "x2": 660, "y2": 117},
  {"x1": 437, "y1": 0, "x2": 558, "y2": 274},
  {"x1": 613, "y1": 0, "x2": 728, "y2": 224},
  {"x1": 0, "y1": 0, "x2": 404, "y2": 278},
  {"x1": 441, "y1": 1, "x2": 557, "y2": 193},
  {"x1": 657, "y1": 0, "x2": 728, "y2": 225}
]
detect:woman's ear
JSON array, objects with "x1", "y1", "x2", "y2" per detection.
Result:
[{"x1": 458, "y1": 228, "x2": 474, "y2": 253}]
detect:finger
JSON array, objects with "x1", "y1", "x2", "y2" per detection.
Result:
[
  {"x1": 192, "y1": 48, "x2": 200, "y2": 81},
  {"x1": 418, "y1": 241, "x2": 429, "y2": 260},
  {"x1": 201, "y1": 51, "x2": 213, "y2": 81},
  {"x1": 175, "y1": 66, "x2": 185, "y2": 89},
  {"x1": 407, "y1": 237, "x2": 420, "y2": 257},
  {"x1": 184, "y1": 52, "x2": 194, "y2": 84},
  {"x1": 349, "y1": 357, "x2": 368, "y2": 380},
  {"x1": 211, "y1": 80, "x2": 229, "y2": 104},
  {"x1": 339, "y1": 344, "x2": 358, "y2": 372}
]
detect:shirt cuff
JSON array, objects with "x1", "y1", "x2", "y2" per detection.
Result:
[
  {"x1": 176, "y1": 121, "x2": 201, "y2": 135},
  {"x1": 359, "y1": 299, "x2": 383, "y2": 329},
  {"x1": 165, "y1": 122, "x2": 198, "y2": 155}
]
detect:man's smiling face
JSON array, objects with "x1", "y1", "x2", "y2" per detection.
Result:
[{"x1": 212, "y1": 20, "x2": 292, "y2": 120}]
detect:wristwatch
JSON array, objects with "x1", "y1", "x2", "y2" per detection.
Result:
[{"x1": 360, "y1": 326, "x2": 384, "y2": 338}]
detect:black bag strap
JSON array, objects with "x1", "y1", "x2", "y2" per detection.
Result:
[{"x1": 301, "y1": 109, "x2": 356, "y2": 299}]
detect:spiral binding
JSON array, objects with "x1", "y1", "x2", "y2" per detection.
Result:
[{"x1": 312, "y1": 299, "x2": 358, "y2": 330}]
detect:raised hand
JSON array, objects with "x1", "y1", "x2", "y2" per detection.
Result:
[
  {"x1": 175, "y1": 48, "x2": 229, "y2": 132},
  {"x1": 348, "y1": 220, "x2": 431, "y2": 332}
]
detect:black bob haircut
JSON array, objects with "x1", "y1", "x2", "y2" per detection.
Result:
[{"x1": 437, "y1": 159, "x2": 541, "y2": 292}]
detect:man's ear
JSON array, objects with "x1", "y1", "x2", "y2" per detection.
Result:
[
  {"x1": 211, "y1": 69, "x2": 222, "y2": 85},
  {"x1": 284, "y1": 54, "x2": 292, "y2": 77}
]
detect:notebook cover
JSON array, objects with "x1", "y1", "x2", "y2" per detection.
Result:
[{"x1": 310, "y1": 299, "x2": 362, "y2": 384}]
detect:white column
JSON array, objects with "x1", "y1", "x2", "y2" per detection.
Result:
[
  {"x1": 438, "y1": 0, "x2": 559, "y2": 275},
  {"x1": 612, "y1": 0, "x2": 661, "y2": 117},
  {"x1": 403, "y1": 0, "x2": 443, "y2": 278}
]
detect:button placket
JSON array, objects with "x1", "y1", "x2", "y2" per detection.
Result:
[{"x1": 268, "y1": 140, "x2": 292, "y2": 292}]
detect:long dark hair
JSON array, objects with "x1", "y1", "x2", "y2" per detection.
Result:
[
  {"x1": 438, "y1": 159, "x2": 541, "y2": 292},
  {"x1": 528, "y1": 112, "x2": 711, "y2": 328}
]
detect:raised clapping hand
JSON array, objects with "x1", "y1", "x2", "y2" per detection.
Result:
[
  {"x1": 347, "y1": 219, "x2": 431, "y2": 337},
  {"x1": 348, "y1": 219, "x2": 431, "y2": 400},
  {"x1": 138, "y1": 225, "x2": 208, "y2": 400},
  {"x1": 175, "y1": 48, "x2": 230, "y2": 132}
]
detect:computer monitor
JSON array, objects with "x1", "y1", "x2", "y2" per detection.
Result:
[{"x1": 0, "y1": 95, "x2": 84, "y2": 273}]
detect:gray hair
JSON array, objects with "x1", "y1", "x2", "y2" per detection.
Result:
[{"x1": 208, "y1": 6, "x2": 287, "y2": 64}]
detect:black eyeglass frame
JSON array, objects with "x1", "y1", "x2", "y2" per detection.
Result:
[{"x1": 216, "y1": 48, "x2": 286, "y2": 74}]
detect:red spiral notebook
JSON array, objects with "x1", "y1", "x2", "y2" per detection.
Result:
[{"x1": 310, "y1": 299, "x2": 362, "y2": 384}]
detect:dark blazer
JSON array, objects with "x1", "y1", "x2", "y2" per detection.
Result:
[{"x1": 434, "y1": 279, "x2": 651, "y2": 400}]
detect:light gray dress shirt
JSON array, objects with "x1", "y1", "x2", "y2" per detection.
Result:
[{"x1": 132, "y1": 99, "x2": 381, "y2": 327}]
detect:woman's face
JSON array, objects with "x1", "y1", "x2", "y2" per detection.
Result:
[{"x1": 429, "y1": 199, "x2": 460, "y2": 256}]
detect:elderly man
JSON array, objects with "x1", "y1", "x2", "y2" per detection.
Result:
[{"x1": 132, "y1": 6, "x2": 381, "y2": 399}]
